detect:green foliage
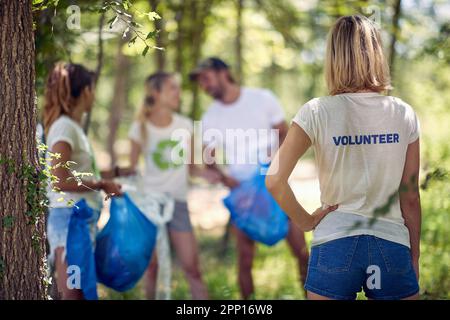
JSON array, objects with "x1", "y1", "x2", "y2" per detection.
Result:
[
  {"x1": 420, "y1": 22, "x2": 450, "y2": 64},
  {"x1": 33, "y1": 0, "x2": 160, "y2": 95},
  {"x1": 419, "y1": 150, "x2": 450, "y2": 299},
  {"x1": 2, "y1": 216, "x2": 15, "y2": 229},
  {"x1": 100, "y1": 0, "x2": 162, "y2": 55},
  {"x1": 32, "y1": 0, "x2": 60, "y2": 11},
  {"x1": 1, "y1": 142, "x2": 102, "y2": 254}
]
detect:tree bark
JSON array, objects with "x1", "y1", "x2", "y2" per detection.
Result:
[{"x1": 0, "y1": 0, "x2": 48, "y2": 300}]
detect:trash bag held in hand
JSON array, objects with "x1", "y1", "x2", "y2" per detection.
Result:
[
  {"x1": 66, "y1": 199, "x2": 99, "y2": 300},
  {"x1": 95, "y1": 193, "x2": 158, "y2": 292},
  {"x1": 223, "y1": 165, "x2": 289, "y2": 246}
]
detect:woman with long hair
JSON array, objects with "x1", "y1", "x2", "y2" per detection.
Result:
[
  {"x1": 266, "y1": 16, "x2": 421, "y2": 300},
  {"x1": 128, "y1": 72, "x2": 212, "y2": 299},
  {"x1": 44, "y1": 62, "x2": 125, "y2": 299}
]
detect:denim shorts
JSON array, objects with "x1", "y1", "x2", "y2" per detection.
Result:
[
  {"x1": 167, "y1": 201, "x2": 193, "y2": 232},
  {"x1": 305, "y1": 235, "x2": 419, "y2": 300},
  {"x1": 47, "y1": 207, "x2": 99, "y2": 265}
]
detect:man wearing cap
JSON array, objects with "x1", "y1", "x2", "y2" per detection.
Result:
[{"x1": 190, "y1": 57, "x2": 309, "y2": 299}]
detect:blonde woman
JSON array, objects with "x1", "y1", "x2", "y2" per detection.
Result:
[
  {"x1": 266, "y1": 16, "x2": 421, "y2": 300},
  {"x1": 128, "y1": 72, "x2": 212, "y2": 299},
  {"x1": 44, "y1": 63, "x2": 124, "y2": 299}
]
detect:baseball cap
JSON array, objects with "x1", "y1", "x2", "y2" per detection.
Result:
[{"x1": 189, "y1": 57, "x2": 230, "y2": 81}]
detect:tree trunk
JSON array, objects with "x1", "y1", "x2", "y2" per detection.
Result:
[
  {"x1": 150, "y1": 0, "x2": 166, "y2": 71},
  {"x1": 84, "y1": 10, "x2": 105, "y2": 134},
  {"x1": 174, "y1": 5, "x2": 185, "y2": 75},
  {"x1": 107, "y1": 38, "x2": 130, "y2": 167},
  {"x1": 189, "y1": 0, "x2": 214, "y2": 120},
  {"x1": 0, "y1": 0, "x2": 48, "y2": 300},
  {"x1": 389, "y1": 0, "x2": 402, "y2": 87},
  {"x1": 235, "y1": 0, "x2": 244, "y2": 84}
]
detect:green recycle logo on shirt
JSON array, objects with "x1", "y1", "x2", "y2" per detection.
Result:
[{"x1": 152, "y1": 139, "x2": 185, "y2": 170}]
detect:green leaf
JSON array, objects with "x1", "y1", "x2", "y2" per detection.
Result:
[
  {"x1": 123, "y1": 0, "x2": 132, "y2": 10},
  {"x1": 142, "y1": 45, "x2": 150, "y2": 56},
  {"x1": 128, "y1": 35, "x2": 138, "y2": 46},
  {"x1": 108, "y1": 15, "x2": 119, "y2": 29},
  {"x1": 2, "y1": 216, "x2": 15, "y2": 229},
  {"x1": 146, "y1": 30, "x2": 159, "y2": 40},
  {"x1": 147, "y1": 12, "x2": 161, "y2": 21},
  {"x1": 130, "y1": 21, "x2": 142, "y2": 28}
]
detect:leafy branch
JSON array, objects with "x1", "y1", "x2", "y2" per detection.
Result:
[
  {"x1": 99, "y1": 0, "x2": 163, "y2": 56},
  {"x1": 32, "y1": 0, "x2": 162, "y2": 57}
]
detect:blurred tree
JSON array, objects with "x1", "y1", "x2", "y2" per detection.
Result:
[
  {"x1": 388, "y1": 0, "x2": 402, "y2": 88},
  {"x1": 84, "y1": 8, "x2": 106, "y2": 133},
  {"x1": 235, "y1": 0, "x2": 244, "y2": 84},
  {"x1": 150, "y1": 0, "x2": 166, "y2": 70},
  {"x1": 164, "y1": 0, "x2": 219, "y2": 119},
  {"x1": 108, "y1": 37, "x2": 132, "y2": 167}
]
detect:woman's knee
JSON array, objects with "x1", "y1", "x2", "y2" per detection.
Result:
[{"x1": 181, "y1": 259, "x2": 202, "y2": 279}]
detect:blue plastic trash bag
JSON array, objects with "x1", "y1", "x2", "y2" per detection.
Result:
[
  {"x1": 66, "y1": 199, "x2": 98, "y2": 300},
  {"x1": 223, "y1": 165, "x2": 289, "y2": 246},
  {"x1": 95, "y1": 193, "x2": 158, "y2": 292}
]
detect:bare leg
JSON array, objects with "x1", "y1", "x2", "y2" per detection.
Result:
[
  {"x1": 285, "y1": 222, "x2": 309, "y2": 287},
  {"x1": 54, "y1": 247, "x2": 84, "y2": 300},
  {"x1": 170, "y1": 230, "x2": 208, "y2": 299},
  {"x1": 234, "y1": 226, "x2": 256, "y2": 299},
  {"x1": 144, "y1": 251, "x2": 158, "y2": 300}
]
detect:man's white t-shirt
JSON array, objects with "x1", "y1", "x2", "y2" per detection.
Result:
[
  {"x1": 128, "y1": 113, "x2": 193, "y2": 201},
  {"x1": 46, "y1": 115, "x2": 103, "y2": 210},
  {"x1": 292, "y1": 92, "x2": 420, "y2": 247},
  {"x1": 201, "y1": 87, "x2": 285, "y2": 181}
]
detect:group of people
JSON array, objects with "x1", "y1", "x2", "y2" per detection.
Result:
[{"x1": 43, "y1": 15, "x2": 421, "y2": 300}]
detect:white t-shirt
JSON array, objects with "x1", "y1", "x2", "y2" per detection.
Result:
[
  {"x1": 46, "y1": 115, "x2": 103, "y2": 210},
  {"x1": 128, "y1": 113, "x2": 193, "y2": 201},
  {"x1": 201, "y1": 87, "x2": 285, "y2": 181},
  {"x1": 292, "y1": 92, "x2": 420, "y2": 247}
]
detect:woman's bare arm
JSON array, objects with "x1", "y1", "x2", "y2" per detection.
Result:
[
  {"x1": 265, "y1": 123, "x2": 338, "y2": 231},
  {"x1": 51, "y1": 141, "x2": 122, "y2": 195},
  {"x1": 399, "y1": 139, "x2": 421, "y2": 279},
  {"x1": 129, "y1": 139, "x2": 142, "y2": 171}
]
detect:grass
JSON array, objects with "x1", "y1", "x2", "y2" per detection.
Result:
[
  {"x1": 99, "y1": 230, "x2": 309, "y2": 300},
  {"x1": 99, "y1": 185, "x2": 449, "y2": 300}
]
